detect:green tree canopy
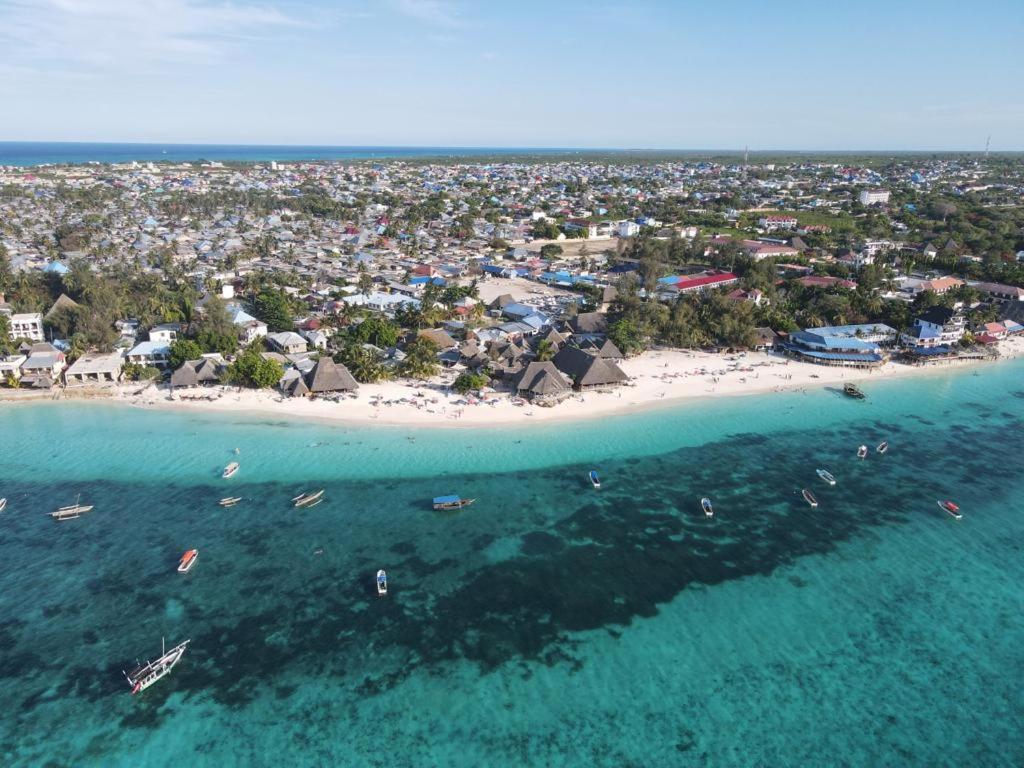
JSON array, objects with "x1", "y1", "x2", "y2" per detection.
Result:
[
  {"x1": 228, "y1": 345, "x2": 283, "y2": 388},
  {"x1": 253, "y1": 289, "x2": 294, "y2": 332},
  {"x1": 169, "y1": 338, "x2": 204, "y2": 369}
]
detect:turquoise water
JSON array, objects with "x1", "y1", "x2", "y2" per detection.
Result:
[{"x1": 1, "y1": 361, "x2": 1023, "y2": 766}]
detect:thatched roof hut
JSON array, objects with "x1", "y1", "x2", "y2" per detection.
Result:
[
  {"x1": 552, "y1": 345, "x2": 628, "y2": 389},
  {"x1": 306, "y1": 358, "x2": 358, "y2": 393},
  {"x1": 512, "y1": 361, "x2": 571, "y2": 400},
  {"x1": 170, "y1": 358, "x2": 222, "y2": 388}
]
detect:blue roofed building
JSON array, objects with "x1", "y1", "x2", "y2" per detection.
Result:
[{"x1": 783, "y1": 325, "x2": 890, "y2": 368}]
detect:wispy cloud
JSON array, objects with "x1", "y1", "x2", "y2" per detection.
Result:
[
  {"x1": 0, "y1": 0, "x2": 304, "y2": 72},
  {"x1": 391, "y1": 0, "x2": 465, "y2": 29}
]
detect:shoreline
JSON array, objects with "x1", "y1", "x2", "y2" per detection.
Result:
[{"x1": 3, "y1": 339, "x2": 1021, "y2": 430}]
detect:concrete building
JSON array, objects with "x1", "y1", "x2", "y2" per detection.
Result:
[
  {"x1": 858, "y1": 189, "x2": 891, "y2": 206},
  {"x1": 64, "y1": 352, "x2": 124, "y2": 386},
  {"x1": 8, "y1": 312, "x2": 44, "y2": 342}
]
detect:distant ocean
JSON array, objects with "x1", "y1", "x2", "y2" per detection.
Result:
[
  {"x1": 0, "y1": 142, "x2": 594, "y2": 167},
  {"x1": 1, "y1": 360, "x2": 1023, "y2": 766}
]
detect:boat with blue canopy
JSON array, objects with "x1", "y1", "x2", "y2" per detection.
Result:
[{"x1": 432, "y1": 495, "x2": 475, "y2": 511}]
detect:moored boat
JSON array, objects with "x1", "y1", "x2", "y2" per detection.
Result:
[
  {"x1": 701, "y1": 497, "x2": 714, "y2": 518},
  {"x1": 802, "y1": 489, "x2": 819, "y2": 508},
  {"x1": 222, "y1": 462, "x2": 239, "y2": 479},
  {"x1": 843, "y1": 383, "x2": 866, "y2": 399},
  {"x1": 432, "y1": 495, "x2": 475, "y2": 511},
  {"x1": 589, "y1": 470, "x2": 601, "y2": 489},
  {"x1": 376, "y1": 569, "x2": 388, "y2": 596},
  {"x1": 123, "y1": 638, "x2": 190, "y2": 695},
  {"x1": 50, "y1": 494, "x2": 93, "y2": 521},
  {"x1": 876, "y1": 441, "x2": 888, "y2": 454},
  {"x1": 0, "y1": 498, "x2": 6, "y2": 513},
  {"x1": 218, "y1": 497, "x2": 242, "y2": 507},
  {"x1": 292, "y1": 489, "x2": 324, "y2": 508},
  {"x1": 177, "y1": 549, "x2": 198, "y2": 573},
  {"x1": 937, "y1": 500, "x2": 962, "y2": 520},
  {"x1": 816, "y1": 469, "x2": 836, "y2": 486},
  {"x1": 857, "y1": 445, "x2": 868, "y2": 459}
]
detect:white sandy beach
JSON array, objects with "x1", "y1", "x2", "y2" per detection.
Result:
[{"x1": 102, "y1": 336, "x2": 1024, "y2": 429}]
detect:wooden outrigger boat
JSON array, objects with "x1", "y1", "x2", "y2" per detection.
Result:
[
  {"x1": 123, "y1": 638, "x2": 190, "y2": 695},
  {"x1": 802, "y1": 489, "x2": 819, "y2": 508},
  {"x1": 432, "y1": 495, "x2": 475, "y2": 511},
  {"x1": 222, "y1": 462, "x2": 239, "y2": 479},
  {"x1": 50, "y1": 494, "x2": 93, "y2": 521},
  {"x1": 293, "y1": 489, "x2": 325, "y2": 508},
  {"x1": 218, "y1": 497, "x2": 242, "y2": 507}
]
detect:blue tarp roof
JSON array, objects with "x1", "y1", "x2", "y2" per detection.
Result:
[
  {"x1": 791, "y1": 331, "x2": 880, "y2": 352},
  {"x1": 433, "y1": 495, "x2": 460, "y2": 504},
  {"x1": 794, "y1": 348, "x2": 884, "y2": 362}
]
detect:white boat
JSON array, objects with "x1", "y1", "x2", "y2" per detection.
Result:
[
  {"x1": 177, "y1": 549, "x2": 198, "y2": 573},
  {"x1": 0, "y1": 498, "x2": 6, "y2": 513},
  {"x1": 816, "y1": 469, "x2": 836, "y2": 486},
  {"x1": 856, "y1": 445, "x2": 868, "y2": 459},
  {"x1": 376, "y1": 569, "x2": 388, "y2": 596},
  {"x1": 50, "y1": 494, "x2": 93, "y2": 521},
  {"x1": 222, "y1": 462, "x2": 239, "y2": 479},
  {"x1": 123, "y1": 638, "x2": 190, "y2": 695},
  {"x1": 218, "y1": 497, "x2": 242, "y2": 507},
  {"x1": 937, "y1": 500, "x2": 962, "y2": 520},
  {"x1": 876, "y1": 441, "x2": 888, "y2": 454},
  {"x1": 802, "y1": 489, "x2": 819, "y2": 508},
  {"x1": 589, "y1": 470, "x2": 601, "y2": 489},
  {"x1": 701, "y1": 497, "x2": 714, "y2": 518},
  {"x1": 292, "y1": 489, "x2": 324, "y2": 508}
]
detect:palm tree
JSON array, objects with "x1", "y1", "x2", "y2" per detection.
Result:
[{"x1": 535, "y1": 338, "x2": 554, "y2": 361}]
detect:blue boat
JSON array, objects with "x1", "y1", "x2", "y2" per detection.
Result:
[
  {"x1": 589, "y1": 470, "x2": 601, "y2": 489},
  {"x1": 432, "y1": 495, "x2": 476, "y2": 511}
]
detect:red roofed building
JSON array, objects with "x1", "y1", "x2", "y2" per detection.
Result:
[
  {"x1": 676, "y1": 271, "x2": 739, "y2": 294},
  {"x1": 727, "y1": 288, "x2": 765, "y2": 306},
  {"x1": 742, "y1": 240, "x2": 800, "y2": 260},
  {"x1": 797, "y1": 275, "x2": 858, "y2": 290}
]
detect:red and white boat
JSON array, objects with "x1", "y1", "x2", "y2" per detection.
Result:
[
  {"x1": 937, "y1": 500, "x2": 961, "y2": 520},
  {"x1": 177, "y1": 549, "x2": 198, "y2": 573}
]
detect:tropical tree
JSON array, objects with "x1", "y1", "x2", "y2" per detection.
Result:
[
  {"x1": 228, "y1": 345, "x2": 283, "y2": 388},
  {"x1": 253, "y1": 289, "x2": 294, "y2": 332},
  {"x1": 535, "y1": 338, "x2": 555, "y2": 361},
  {"x1": 453, "y1": 371, "x2": 489, "y2": 394},
  {"x1": 398, "y1": 337, "x2": 439, "y2": 379},
  {"x1": 169, "y1": 338, "x2": 204, "y2": 369},
  {"x1": 333, "y1": 343, "x2": 391, "y2": 383}
]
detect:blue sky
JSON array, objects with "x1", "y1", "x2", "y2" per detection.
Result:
[{"x1": 0, "y1": 0, "x2": 1021, "y2": 149}]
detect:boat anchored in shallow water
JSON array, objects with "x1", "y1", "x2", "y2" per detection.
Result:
[
  {"x1": 937, "y1": 500, "x2": 962, "y2": 520},
  {"x1": 50, "y1": 494, "x2": 93, "y2": 521},
  {"x1": 177, "y1": 549, "x2": 198, "y2": 573},
  {"x1": 876, "y1": 441, "x2": 889, "y2": 454},
  {"x1": 222, "y1": 462, "x2": 239, "y2": 479},
  {"x1": 701, "y1": 497, "x2": 714, "y2": 518},
  {"x1": 816, "y1": 469, "x2": 836, "y2": 486},
  {"x1": 0, "y1": 498, "x2": 6, "y2": 513},
  {"x1": 292, "y1": 489, "x2": 324, "y2": 508},
  {"x1": 123, "y1": 638, "x2": 190, "y2": 695},
  {"x1": 857, "y1": 445, "x2": 868, "y2": 459},
  {"x1": 218, "y1": 497, "x2": 242, "y2": 507},
  {"x1": 432, "y1": 495, "x2": 475, "y2": 511},
  {"x1": 376, "y1": 569, "x2": 388, "y2": 596},
  {"x1": 589, "y1": 470, "x2": 601, "y2": 489},
  {"x1": 843, "y1": 383, "x2": 866, "y2": 399},
  {"x1": 802, "y1": 489, "x2": 819, "y2": 508}
]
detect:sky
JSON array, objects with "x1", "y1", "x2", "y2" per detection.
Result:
[{"x1": 0, "y1": 0, "x2": 1021, "y2": 150}]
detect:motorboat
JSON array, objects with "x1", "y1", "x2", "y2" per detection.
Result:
[
  {"x1": 876, "y1": 441, "x2": 888, "y2": 454},
  {"x1": 589, "y1": 470, "x2": 601, "y2": 489},
  {"x1": 292, "y1": 489, "x2": 324, "y2": 508},
  {"x1": 0, "y1": 498, "x2": 6, "y2": 513},
  {"x1": 218, "y1": 497, "x2": 242, "y2": 507},
  {"x1": 376, "y1": 569, "x2": 388, "y2": 597},
  {"x1": 701, "y1": 497, "x2": 714, "y2": 518},
  {"x1": 123, "y1": 638, "x2": 190, "y2": 695},
  {"x1": 802, "y1": 489, "x2": 819, "y2": 508},
  {"x1": 816, "y1": 469, "x2": 836, "y2": 486},
  {"x1": 843, "y1": 383, "x2": 866, "y2": 399},
  {"x1": 50, "y1": 494, "x2": 93, "y2": 521},
  {"x1": 857, "y1": 445, "x2": 868, "y2": 459},
  {"x1": 177, "y1": 549, "x2": 198, "y2": 573},
  {"x1": 937, "y1": 500, "x2": 962, "y2": 520},
  {"x1": 432, "y1": 495, "x2": 476, "y2": 511},
  {"x1": 222, "y1": 462, "x2": 239, "y2": 479}
]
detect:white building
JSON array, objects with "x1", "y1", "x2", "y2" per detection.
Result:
[
  {"x1": 758, "y1": 215, "x2": 798, "y2": 232},
  {"x1": 9, "y1": 313, "x2": 44, "y2": 342},
  {"x1": 617, "y1": 221, "x2": 640, "y2": 238},
  {"x1": 899, "y1": 306, "x2": 965, "y2": 349},
  {"x1": 127, "y1": 341, "x2": 171, "y2": 368},
  {"x1": 858, "y1": 189, "x2": 891, "y2": 206}
]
